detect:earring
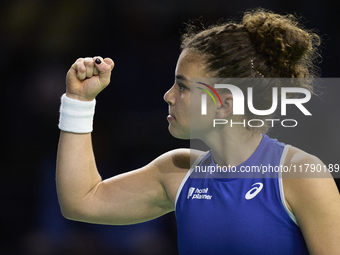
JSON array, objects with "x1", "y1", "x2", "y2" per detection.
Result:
[{"x1": 216, "y1": 113, "x2": 220, "y2": 118}]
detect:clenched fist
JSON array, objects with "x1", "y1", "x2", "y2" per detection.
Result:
[{"x1": 66, "y1": 57, "x2": 114, "y2": 101}]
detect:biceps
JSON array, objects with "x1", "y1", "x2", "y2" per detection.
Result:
[{"x1": 72, "y1": 169, "x2": 173, "y2": 225}]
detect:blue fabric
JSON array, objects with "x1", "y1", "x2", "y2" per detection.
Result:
[{"x1": 175, "y1": 134, "x2": 309, "y2": 255}]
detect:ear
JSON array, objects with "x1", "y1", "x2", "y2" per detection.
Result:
[{"x1": 217, "y1": 93, "x2": 233, "y2": 118}]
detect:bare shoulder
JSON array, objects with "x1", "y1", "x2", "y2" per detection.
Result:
[
  {"x1": 284, "y1": 146, "x2": 324, "y2": 170},
  {"x1": 282, "y1": 146, "x2": 337, "y2": 207},
  {"x1": 282, "y1": 146, "x2": 340, "y2": 254},
  {"x1": 151, "y1": 148, "x2": 206, "y2": 206},
  {"x1": 282, "y1": 146, "x2": 334, "y2": 179}
]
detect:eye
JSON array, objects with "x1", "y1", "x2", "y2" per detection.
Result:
[{"x1": 177, "y1": 82, "x2": 187, "y2": 92}]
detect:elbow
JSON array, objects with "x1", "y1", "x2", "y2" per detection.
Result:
[
  {"x1": 59, "y1": 203, "x2": 94, "y2": 223},
  {"x1": 59, "y1": 202, "x2": 85, "y2": 222},
  {"x1": 59, "y1": 206, "x2": 78, "y2": 221}
]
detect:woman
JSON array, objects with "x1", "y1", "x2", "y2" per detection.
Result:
[{"x1": 57, "y1": 9, "x2": 340, "y2": 254}]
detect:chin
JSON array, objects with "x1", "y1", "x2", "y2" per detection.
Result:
[{"x1": 168, "y1": 126, "x2": 190, "y2": 140}]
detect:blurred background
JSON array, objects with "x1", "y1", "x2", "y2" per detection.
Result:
[{"x1": 1, "y1": 0, "x2": 339, "y2": 254}]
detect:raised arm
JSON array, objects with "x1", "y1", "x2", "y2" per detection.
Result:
[{"x1": 56, "y1": 57, "x2": 177, "y2": 225}]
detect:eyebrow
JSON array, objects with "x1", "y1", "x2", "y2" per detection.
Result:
[{"x1": 175, "y1": 74, "x2": 189, "y2": 82}]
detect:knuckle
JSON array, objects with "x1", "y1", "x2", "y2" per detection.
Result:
[
  {"x1": 84, "y1": 58, "x2": 94, "y2": 66},
  {"x1": 78, "y1": 66, "x2": 86, "y2": 73},
  {"x1": 75, "y1": 58, "x2": 84, "y2": 64},
  {"x1": 72, "y1": 58, "x2": 86, "y2": 72}
]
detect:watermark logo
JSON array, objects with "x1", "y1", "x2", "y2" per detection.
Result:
[
  {"x1": 196, "y1": 82, "x2": 222, "y2": 115},
  {"x1": 196, "y1": 81, "x2": 312, "y2": 128}
]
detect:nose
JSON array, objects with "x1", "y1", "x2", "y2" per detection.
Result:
[{"x1": 164, "y1": 85, "x2": 175, "y2": 106}]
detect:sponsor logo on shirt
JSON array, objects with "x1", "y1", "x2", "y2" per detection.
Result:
[
  {"x1": 245, "y1": 182, "x2": 264, "y2": 200},
  {"x1": 187, "y1": 187, "x2": 212, "y2": 200}
]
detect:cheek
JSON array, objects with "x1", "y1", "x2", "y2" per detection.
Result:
[
  {"x1": 190, "y1": 93, "x2": 217, "y2": 118},
  {"x1": 190, "y1": 102, "x2": 216, "y2": 130}
]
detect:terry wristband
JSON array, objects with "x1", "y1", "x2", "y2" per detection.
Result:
[{"x1": 58, "y1": 94, "x2": 96, "y2": 133}]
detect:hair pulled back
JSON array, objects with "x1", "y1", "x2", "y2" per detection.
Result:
[{"x1": 181, "y1": 8, "x2": 320, "y2": 81}]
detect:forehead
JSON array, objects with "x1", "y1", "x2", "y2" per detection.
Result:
[{"x1": 175, "y1": 50, "x2": 208, "y2": 80}]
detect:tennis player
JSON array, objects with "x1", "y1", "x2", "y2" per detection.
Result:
[{"x1": 57, "y1": 9, "x2": 340, "y2": 254}]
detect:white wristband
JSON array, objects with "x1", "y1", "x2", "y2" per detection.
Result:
[{"x1": 58, "y1": 94, "x2": 96, "y2": 133}]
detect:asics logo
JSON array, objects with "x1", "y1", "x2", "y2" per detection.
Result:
[{"x1": 245, "y1": 182, "x2": 263, "y2": 200}]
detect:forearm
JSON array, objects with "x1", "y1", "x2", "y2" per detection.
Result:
[{"x1": 56, "y1": 131, "x2": 102, "y2": 217}]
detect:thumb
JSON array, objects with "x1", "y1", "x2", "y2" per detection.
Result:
[
  {"x1": 104, "y1": 57, "x2": 114, "y2": 70},
  {"x1": 93, "y1": 57, "x2": 114, "y2": 86}
]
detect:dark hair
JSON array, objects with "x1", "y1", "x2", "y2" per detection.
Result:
[{"x1": 181, "y1": 8, "x2": 321, "y2": 133}]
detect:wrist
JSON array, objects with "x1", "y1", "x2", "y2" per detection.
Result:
[
  {"x1": 66, "y1": 92, "x2": 95, "y2": 102},
  {"x1": 58, "y1": 94, "x2": 96, "y2": 133}
]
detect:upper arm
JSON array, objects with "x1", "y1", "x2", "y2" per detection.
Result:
[
  {"x1": 66, "y1": 149, "x2": 191, "y2": 225},
  {"x1": 283, "y1": 149, "x2": 340, "y2": 255}
]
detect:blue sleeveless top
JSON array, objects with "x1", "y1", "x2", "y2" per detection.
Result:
[{"x1": 175, "y1": 134, "x2": 309, "y2": 255}]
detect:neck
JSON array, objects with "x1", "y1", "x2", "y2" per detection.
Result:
[{"x1": 202, "y1": 127, "x2": 263, "y2": 168}]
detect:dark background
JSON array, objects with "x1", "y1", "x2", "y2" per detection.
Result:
[{"x1": 1, "y1": 0, "x2": 339, "y2": 254}]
